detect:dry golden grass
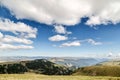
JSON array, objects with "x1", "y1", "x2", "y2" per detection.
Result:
[{"x1": 0, "y1": 73, "x2": 120, "y2": 80}]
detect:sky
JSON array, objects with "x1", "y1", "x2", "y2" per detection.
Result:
[{"x1": 0, "y1": 0, "x2": 120, "y2": 57}]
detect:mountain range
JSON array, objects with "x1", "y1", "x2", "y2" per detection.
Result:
[{"x1": 0, "y1": 56, "x2": 108, "y2": 68}]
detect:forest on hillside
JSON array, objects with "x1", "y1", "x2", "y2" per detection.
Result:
[{"x1": 0, "y1": 59, "x2": 73, "y2": 75}]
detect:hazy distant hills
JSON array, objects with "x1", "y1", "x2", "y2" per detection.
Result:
[
  {"x1": 1, "y1": 58, "x2": 120, "y2": 77},
  {"x1": 72, "y1": 59, "x2": 120, "y2": 77},
  {"x1": 1, "y1": 56, "x2": 120, "y2": 77},
  {"x1": 0, "y1": 56, "x2": 108, "y2": 68},
  {"x1": 49, "y1": 57, "x2": 108, "y2": 68},
  {"x1": 0, "y1": 56, "x2": 47, "y2": 62},
  {"x1": 97, "y1": 59, "x2": 120, "y2": 66}
]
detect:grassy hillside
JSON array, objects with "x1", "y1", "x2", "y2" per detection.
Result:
[
  {"x1": 1, "y1": 59, "x2": 120, "y2": 77},
  {"x1": 0, "y1": 73, "x2": 120, "y2": 80},
  {"x1": 74, "y1": 66, "x2": 120, "y2": 77},
  {"x1": 97, "y1": 60, "x2": 120, "y2": 66}
]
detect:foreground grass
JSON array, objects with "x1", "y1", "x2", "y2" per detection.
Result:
[{"x1": 0, "y1": 73, "x2": 120, "y2": 80}]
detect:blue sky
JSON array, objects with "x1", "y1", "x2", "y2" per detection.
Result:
[{"x1": 0, "y1": 0, "x2": 120, "y2": 57}]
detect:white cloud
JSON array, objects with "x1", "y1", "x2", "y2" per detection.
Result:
[
  {"x1": 60, "y1": 41, "x2": 81, "y2": 47},
  {"x1": 0, "y1": 43, "x2": 33, "y2": 50},
  {"x1": 58, "y1": 38, "x2": 102, "y2": 47},
  {"x1": 0, "y1": 32, "x2": 3, "y2": 38},
  {"x1": 87, "y1": 39, "x2": 102, "y2": 45},
  {"x1": 49, "y1": 35, "x2": 68, "y2": 41},
  {"x1": 107, "y1": 51, "x2": 113, "y2": 57},
  {"x1": 0, "y1": 34, "x2": 33, "y2": 44},
  {"x1": 0, "y1": 18, "x2": 37, "y2": 38},
  {"x1": 1, "y1": 0, "x2": 120, "y2": 26},
  {"x1": 54, "y1": 25, "x2": 71, "y2": 34},
  {"x1": 86, "y1": 0, "x2": 120, "y2": 26},
  {"x1": 54, "y1": 25, "x2": 66, "y2": 34},
  {"x1": 0, "y1": 18, "x2": 37, "y2": 50}
]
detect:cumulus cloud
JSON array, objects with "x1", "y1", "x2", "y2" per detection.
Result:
[
  {"x1": 0, "y1": 33, "x2": 33, "y2": 44},
  {"x1": 54, "y1": 25, "x2": 66, "y2": 34},
  {"x1": 54, "y1": 25, "x2": 71, "y2": 34},
  {"x1": 49, "y1": 35, "x2": 68, "y2": 41},
  {"x1": 0, "y1": 32, "x2": 3, "y2": 38},
  {"x1": 59, "y1": 39, "x2": 102, "y2": 47},
  {"x1": 0, "y1": 18, "x2": 37, "y2": 38},
  {"x1": 1, "y1": 0, "x2": 120, "y2": 26},
  {"x1": 86, "y1": 0, "x2": 120, "y2": 26},
  {"x1": 0, "y1": 18, "x2": 37, "y2": 50},
  {"x1": 60, "y1": 41, "x2": 81, "y2": 47},
  {"x1": 87, "y1": 39, "x2": 102, "y2": 45},
  {"x1": 0, "y1": 43, "x2": 33, "y2": 50}
]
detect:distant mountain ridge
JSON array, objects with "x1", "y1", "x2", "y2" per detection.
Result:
[
  {"x1": 96, "y1": 59, "x2": 120, "y2": 66},
  {"x1": 0, "y1": 56, "x2": 108, "y2": 68},
  {"x1": 48, "y1": 57, "x2": 108, "y2": 68},
  {"x1": 1, "y1": 58, "x2": 120, "y2": 77}
]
